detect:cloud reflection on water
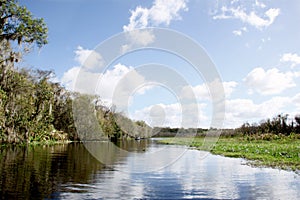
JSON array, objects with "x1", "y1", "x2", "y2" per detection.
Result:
[{"x1": 64, "y1": 141, "x2": 300, "y2": 199}]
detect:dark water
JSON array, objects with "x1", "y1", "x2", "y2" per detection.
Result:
[{"x1": 0, "y1": 139, "x2": 299, "y2": 200}]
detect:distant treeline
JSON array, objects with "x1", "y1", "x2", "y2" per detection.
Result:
[
  {"x1": 235, "y1": 114, "x2": 300, "y2": 136},
  {"x1": 152, "y1": 114, "x2": 300, "y2": 138},
  {"x1": 152, "y1": 127, "x2": 208, "y2": 137}
]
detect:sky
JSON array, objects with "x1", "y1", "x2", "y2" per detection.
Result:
[{"x1": 19, "y1": 0, "x2": 300, "y2": 128}]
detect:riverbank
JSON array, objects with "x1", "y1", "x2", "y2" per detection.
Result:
[
  {"x1": 0, "y1": 140, "x2": 73, "y2": 148},
  {"x1": 159, "y1": 134, "x2": 300, "y2": 171}
]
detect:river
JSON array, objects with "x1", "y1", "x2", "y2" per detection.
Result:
[{"x1": 0, "y1": 139, "x2": 299, "y2": 199}]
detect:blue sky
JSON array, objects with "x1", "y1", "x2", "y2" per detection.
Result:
[{"x1": 19, "y1": 0, "x2": 300, "y2": 128}]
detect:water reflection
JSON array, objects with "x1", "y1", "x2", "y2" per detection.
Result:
[
  {"x1": 83, "y1": 139, "x2": 189, "y2": 173},
  {"x1": 0, "y1": 140, "x2": 299, "y2": 199},
  {"x1": 0, "y1": 143, "x2": 104, "y2": 199},
  {"x1": 82, "y1": 139, "x2": 151, "y2": 167}
]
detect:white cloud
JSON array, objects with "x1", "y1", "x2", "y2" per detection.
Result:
[
  {"x1": 224, "y1": 96, "x2": 291, "y2": 127},
  {"x1": 121, "y1": 29, "x2": 156, "y2": 53},
  {"x1": 244, "y1": 67, "x2": 295, "y2": 95},
  {"x1": 99, "y1": 63, "x2": 153, "y2": 108},
  {"x1": 181, "y1": 80, "x2": 238, "y2": 100},
  {"x1": 223, "y1": 81, "x2": 238, "y2": 96},
  {"x1": 123, "y1": 0, "x2": 188, "y2": 31},
  {"x1": 280, "y1": 53, "x2": 300, "y2": 68},
  {"x1": 227, "y1": 97, "x2": 290, "y2": 119},
  {"x1": 61, "y1": 60, "x2": 152, "y2": 107},
  {"x1": 131, "y1": 92, "x2": 297, "y2": 128},
  {"x1": 74, "y1": 46, "x2": 104, "y2": 71},
  {"x1": 123, "y1": 6, "x2": 150, "y2": 31},
  {"x1": 132, "y1": 102, "x2": 207, "y2": 128},
  {"x1": 265, "y1": 8, "x2": 280, "y2": 25},
  {"x1": 61, "y1": 66, "x2": 101, "y2": 95},
  {"x1": 60, "y1": 66, "x2": 81, "y2": 90},
  {"x1": 133, "y1": 103, "x2": 181, "y2": 128},
  {"x1": 213, "y1": 5, "x2": 280, "y2": 30},
  {"x1": 232, "y1": 29, "x2": 242, "y2": 36},
  {"x1": 292, "y1": 93, "x2": 300, "y2": 107},
  {"x1": 121, "y1": 0, "x2": 188, "y2": 53},
  {"x1": 150, "y1": 0, "x2": 188, "y2": 25}
]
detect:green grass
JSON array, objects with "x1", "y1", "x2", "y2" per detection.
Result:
[{"x1": 159, "y1": 136, "x2": 300, "y2": 171}]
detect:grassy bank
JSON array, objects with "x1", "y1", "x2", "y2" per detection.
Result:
[{"x1": 159, "y1": 135, "x2": 300, "y2": 171}]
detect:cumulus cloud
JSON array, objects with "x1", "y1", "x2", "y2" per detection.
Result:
[
  {"x1": 292, "y1": 93, "x2": 300, "y2": 107},
  {"x1": 132, "y1": 103, "x2": 207, "y2": 128},
  {"x1": 224, "y1": 96, "x2": 291, "y2": 127},
  {"x1": 213, "y1": 1, "x2": 280, "y2": 31},
  {"x1": 226, "y1": 97, "x2": 290, "y2": 119},
  {"x1": 223, "y1": 81, "x2": 238, "y2": 96},
  {"x1": 214, "y1": 7, "x2": 280, "y2": 29},
  {"x1": 123, "y1": 0, "x2": 188, "y2": 31},
  {"x1": 244, "y1": 67, "x2": 295, "y2": 95},
  {"x1": 121, "y1": 0, "x2": 188, "y2": 52},
  {"x1": 101, "y1": 63, "x2": 156, "y2": 109},
  {"x1": 280, "y1": 53, "x2": 300, "y2": 68},
  {"x1": 131, "y1": 93, "x2": 297, "y2": 128},
  {"x1": 181, "y1": 80, "x2": 238, "y2": 100},
  {"x1": 74, "y1": 46, "x2": 105, "y2": 71},
  {"x1": 60, "y1": 66, "x2": 81, "y2": 91},
  {"x1": 121, "y1": 29, "x2": 156, "y2": 53},
  {"x1": 61, "y1": 54, "x2": 152, "y2": 107}
]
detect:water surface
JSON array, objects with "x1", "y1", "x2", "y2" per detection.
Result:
[{"x1": 0, "y1": 139, "x2": 299, "y2": 199}]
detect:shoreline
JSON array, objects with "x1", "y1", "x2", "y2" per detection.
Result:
[
  {"x1": 0, "y1": 140, "x2": 74, "y2": 147},
  {"x1": 158, "y1": 135, "x2": 300, "y2": 171}
]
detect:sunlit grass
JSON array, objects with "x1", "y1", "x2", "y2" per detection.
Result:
[{"x1": 159, "y1": 135, "x2": 300, "y2": 171}]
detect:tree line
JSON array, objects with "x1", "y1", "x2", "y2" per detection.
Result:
[
  {"x1": 235, "y1": 114, "x2": 300, "y2": 136},
  {"x1": 151, "y1": 114, "x2": 300, "y2": 138}
]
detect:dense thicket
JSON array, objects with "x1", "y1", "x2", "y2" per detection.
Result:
[{"x1": 0, "y1": 0, "x2": 52, "y2": 143}]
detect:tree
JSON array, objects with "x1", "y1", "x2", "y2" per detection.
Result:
[
  {"x1": 51, "y1": 84, "x2": 77, "y2": 140},
  {"x1": 0, "y1": 0, "x2": 48, "y2": 86},
  {"x1": 295, "y1": 115, "x2": 300, "y2": 126},
  {"x1": 0, "y1": 0, "x2": 47, "y2": 47},
  {"x1": 0, "y1": 0, "x2": 48, "y2": 143}
]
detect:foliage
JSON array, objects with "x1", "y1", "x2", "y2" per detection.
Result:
[
  {"x1": 0, "y1": 0, "x2": 48, "y2": 88},
  {"x1": 51, "y1": 84, "x2": 76, "y2": 140},
  {"x1": 236, "y1": 114, "x2": 300, "y2": 136},
  {"x1": 71, "y1": 94, "x2": 152, "y2": 142},
  {"x1": 0, "y1": 68, "x2": 72, "y2": 143},
  {"x1": 95, "y1": 100, "x2": 152, "y2": 140},
  {"x1": 0, "y1": 0, "x2": 47, "y2": 47},
  {"x1": 0, "y1": 0, "x2": 73, "y2": 144}
]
